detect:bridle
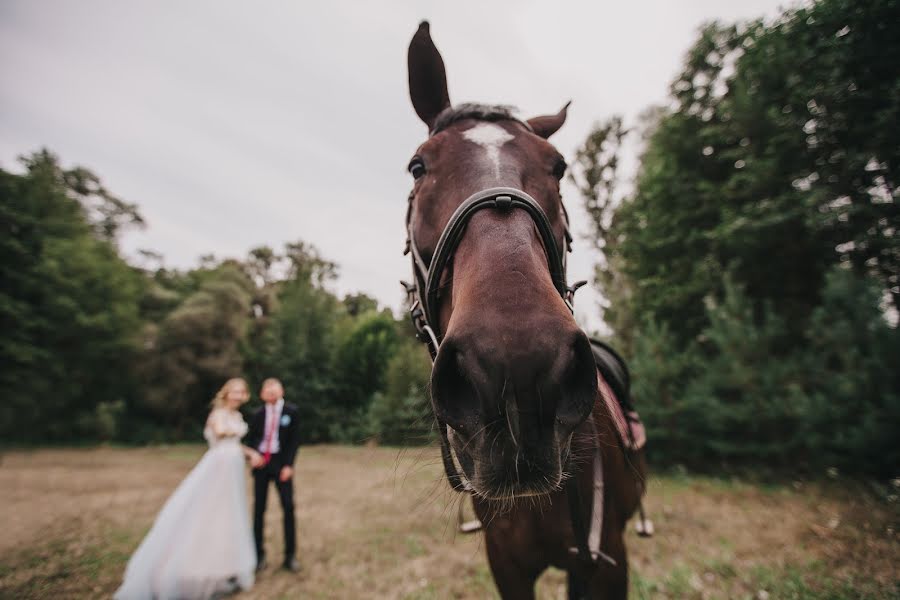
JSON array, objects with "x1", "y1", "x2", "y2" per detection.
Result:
[
  {"x1": 402, "y1": 181, "x2": 587, "y2": 491},
  {"x1": 398, "y1": 116, "x2": 648, "y2": 568},
  {"x1": 404, "y1": 186, "x2": 583, "y2": 357}
]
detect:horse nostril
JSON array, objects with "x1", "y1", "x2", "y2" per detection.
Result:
[
  {"x1": 430, "y1": 341, "x2": 481, "y2": 434},
  {"x1": 556, "y1": 333, "x2": 598, "y2": 433}
]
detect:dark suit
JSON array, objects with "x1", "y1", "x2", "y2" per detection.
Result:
[{"x1": 244, "y1": 400, "x2": 301, "y2": 563}]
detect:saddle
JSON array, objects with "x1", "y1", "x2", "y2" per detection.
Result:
[{"x1": 589, "y1": 338, "x2": 645, "y2": 452}]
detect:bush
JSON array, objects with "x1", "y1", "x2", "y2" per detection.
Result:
[
  {"x1": 367, "y1": 342, "x2": 434, "y2": 445},
  {"x1": 632, "y1": 270, "x2": 899, "y2": 477},
  {"x1": 802, "y1": 268, "x2": 900, "y2": 477}
]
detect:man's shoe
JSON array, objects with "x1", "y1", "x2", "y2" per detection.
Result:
[
  {"x1": 283, "y1": 557, "x2": 301, "y2": 572},
  {"x1": 256, "y1": 557, "x2": 267, "y2": 572}
]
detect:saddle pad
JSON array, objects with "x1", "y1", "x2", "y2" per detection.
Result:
[{"x1": 597, "y1": 372, "x2": 646, "y2": 451}]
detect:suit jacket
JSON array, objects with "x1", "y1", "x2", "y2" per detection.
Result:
[{"x1": 244, "y1": 401, "x2": 301, "y2": 466}]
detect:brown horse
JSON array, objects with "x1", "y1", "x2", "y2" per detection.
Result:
[{"x1": 402, "y1": 22, "x2": 647, "y2": 600}]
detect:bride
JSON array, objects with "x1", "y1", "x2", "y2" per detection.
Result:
[{"x1": 116, "y1": 378, "x2": 261, "y2": 599}]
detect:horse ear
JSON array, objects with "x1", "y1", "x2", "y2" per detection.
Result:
[
  {"x1": 527, "y1": 101, "x2": 571, "y2": 139},
  {"x1": 408, "y1": 21, "x2": 451, "y2": 129}
]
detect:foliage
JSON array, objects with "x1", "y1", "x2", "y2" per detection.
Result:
[
  {"x1": 631, "y1": 270, "x2": 898, "y2": 476},
  {"x1": 802, "y1": 268, "x2": 900, "y2": 474},
  {"x1": 248, "y1": 255, "x2": 345, "y2": 444},
  {"x1": 569, "y1": 116, "x2": 634, "y2": 347},
  {"x1": 1, "y1": 149, "x2": 434, "y2": 446},
  {"x1": 329, "y1": 311, "x2": 401, "y2": 442},
  {"x1": 576, "y1": 0, "x2": 900, "y2": 476},
  {"x1": 368, "y1": 341, "x2": 434, "y2": 445},
  {"x1": 136, "y1": 264, "x2": 255, "y2": 435},
  {"x1": 0, "y1": 151, "x2": 144, "y2": 442}
]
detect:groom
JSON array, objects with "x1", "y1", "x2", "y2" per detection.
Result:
[{"x1": 245, "y1": 378, "x2": 301, "y2": 572}]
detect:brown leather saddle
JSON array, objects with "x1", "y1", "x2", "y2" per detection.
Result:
[{"x1": 590, "y1": 338, "x2": 645, "y2": 452}]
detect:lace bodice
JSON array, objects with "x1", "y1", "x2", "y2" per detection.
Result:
[{"x1": 203, "y1": 408, "x2": 249, "y2": 446}]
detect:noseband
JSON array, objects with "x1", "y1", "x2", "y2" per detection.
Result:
[
  {"x1": 402, "y1": 185, "x2": 587, "y2": 491},
  {"x1": 403, "y1": 186, "x2": 585, "y2": 360}
]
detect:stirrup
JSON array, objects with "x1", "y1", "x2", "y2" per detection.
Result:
[
  {"x1": 568, "y1": 545, "x2": 618, "y2": 566},
  {"x1": 635, "y1": 498, "x2": 654, "y2": 537}
]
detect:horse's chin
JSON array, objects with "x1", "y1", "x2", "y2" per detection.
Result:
[
  {"x1": 474, "y1": 477, "x2": 563, "y2": 502},
  {"x1": 451, "y1": 439, "x2": 567, "y2": 501}
]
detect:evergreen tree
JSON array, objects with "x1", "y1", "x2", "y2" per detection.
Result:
[{"x1": 575, "y1": 0, "x2": 900, "y2": 475}]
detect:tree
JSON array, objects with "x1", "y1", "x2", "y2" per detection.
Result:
[
  {"x1": 569, "y1": 117, "x2": 635, "y2": 348},
  {"x1": 245, "y1": 245, "x2": 277, "y2": 287},
  {"x1": 330, "y1": 311, "x2": 401, "y2": 441},
  {"x1": 0, "y1": 150, "x2": 144, "y2": 441},
  {"x1": 368, "y1": 340, "x2": 433, "y2": 445},
  {"x1": 342, "y1": 293, "x2": 379, "y2": 317},
  {"x1": 250, "y1": 246, "x2": 344, "y2": 444},
  {"x1": 138, "y1": 265, "x2": 254, "y2": 435},
  {"x1": 575, "y1": 0, "x2": 900, "y2": 474},
  {"x1": 802, "y1": 268, "x2": 900, "y2": 476},
  {"x1": 607, "y1": 0, "x2": 900, "y2": 346}
]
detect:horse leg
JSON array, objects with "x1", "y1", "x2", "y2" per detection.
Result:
[
  {"x1": 484, "y1": 538, "x2": 540, "y2": 600},
  {"x1": 592, "y1": 572, "x2": 628, "y2": 600},
  {"x1": 567, "y1": 569, "x2": 590, "y2": 600},
  {"x1": 591, "y1": 572, "x2": 628, "y2": 600},
  {"x1": 570, "y1": 564, "x2": 627, "y2": 600},
  {"x1": 587, "y1": 535, "x2": 629, "y2": 600},
  {"x1": 488, "y1": 563, "x2": 539, "y2": 600}
]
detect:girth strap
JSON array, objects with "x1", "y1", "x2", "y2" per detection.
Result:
[{"x1": 568, "y1": 418, "x2": 617, "y2": 566}]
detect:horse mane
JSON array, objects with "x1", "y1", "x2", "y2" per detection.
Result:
[{"x1": 430, "y1": 103, "x2": 533, "y2": 136}]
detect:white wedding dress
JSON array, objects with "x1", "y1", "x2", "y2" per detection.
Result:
[{"x1": 115, "y1": 409, "x2": 256, "y2": 600}]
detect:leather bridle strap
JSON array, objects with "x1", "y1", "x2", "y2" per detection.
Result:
[
  {"x1": 436, "y1": 412, "x2": 469, "y2": 492},
  {"x1": 422, "y1": 187, "x2": 568, "y2": 337},
  {"x1": 405, "y1": 187, "x2": 575, "y2": 360}
]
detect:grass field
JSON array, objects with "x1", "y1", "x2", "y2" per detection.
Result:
[{"x1": 0, "y1": 445, "x2": 896, "y2": 599}]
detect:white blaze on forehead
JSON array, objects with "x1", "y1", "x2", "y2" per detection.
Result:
[{"x1": 462, "y1": 123, "x2": 515, "y2": 178}]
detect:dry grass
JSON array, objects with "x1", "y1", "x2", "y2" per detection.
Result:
[{"x1": 0, "y1": 445, "x2": 896, "y2": 599}]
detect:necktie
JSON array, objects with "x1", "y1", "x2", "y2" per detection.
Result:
[{"x1": 263, "y1": 406, "x2": 277, "y2": 465}]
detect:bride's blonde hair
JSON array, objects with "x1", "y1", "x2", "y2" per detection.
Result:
[{"x1": 211, "y1": 377, "x2": 250, "y2": 409}]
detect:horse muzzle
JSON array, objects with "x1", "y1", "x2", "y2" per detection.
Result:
[{"x1": 431, "y1": 328, "x2": 597, "y2": 499}]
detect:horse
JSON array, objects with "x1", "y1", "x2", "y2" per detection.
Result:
[{"x1": 401, "y1": 22, "x2": 649, "y2": 600}]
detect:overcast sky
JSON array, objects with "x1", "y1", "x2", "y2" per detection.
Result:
[{"x1": 0, "y1": 0, "x2": 789, "y2": 330}]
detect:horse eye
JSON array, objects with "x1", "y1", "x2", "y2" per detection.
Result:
[
  {"x1": 408, "y1": 157, "x2": 426, "y2": 180},
  {"x1": 553, "y1": 157, "x2": 567, "y2": 180}
]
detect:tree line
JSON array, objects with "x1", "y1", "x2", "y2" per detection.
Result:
[
  {"x1": 571, "y1": 0, "x2": 898, "y2": 477},
  {"x1": 1, "y1": 149, "x2": 432, "y2": 446}
]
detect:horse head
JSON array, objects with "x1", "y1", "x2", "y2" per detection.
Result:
[{"x1": 405, "y1": 22, "x2": 597, "y2": 501}]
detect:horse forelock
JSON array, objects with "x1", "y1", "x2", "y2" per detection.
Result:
[{"x1": 430, "y1": 103, "x2": 534, "y2": 136}]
